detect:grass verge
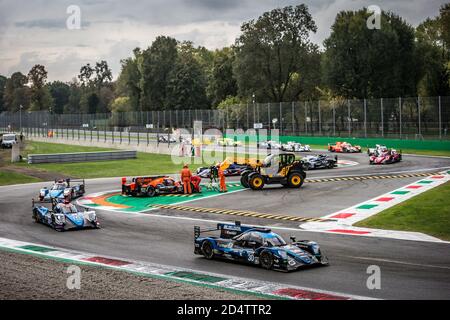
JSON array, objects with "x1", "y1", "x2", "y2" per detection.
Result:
[
  {"x1": 355, "y1": 181, "x2": 450, "y2": 241},
  {"x1": 23, "y1": 141, "x2": 112, "y2": 154},
  {"x1": 0, "y1": 170, "x2": 42, "y2": 186},
  {"x1": 14, "y1": 141, "x2": 249, "y2": 178}
]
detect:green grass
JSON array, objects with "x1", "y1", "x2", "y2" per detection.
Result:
[
  {"x1": 0, "y1": 170, "x2": 42, "y2": 186},
  {"x1": 355, "y1": 182, "x2": 450, "y2": 241},
  {"x1": 19, "y1": 153, "x2": 208, "y2": 178},
  {"x1": 15, "y1": 141, "x2": 249, "y2": 178},
  {"x1": 24, "y1": 141, "x2": 112, "y2": 155}
]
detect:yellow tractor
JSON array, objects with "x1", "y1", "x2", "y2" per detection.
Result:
[{"x1": 240, "y1": 153, "x2": 306, "y2": 190}]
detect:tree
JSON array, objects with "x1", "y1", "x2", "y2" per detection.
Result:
[
  {"x1": 94, "y1": 60, "x2": 113, "y2": 87},
  {"x1": 116, "y1": 48, "x2": 142, "y2": 111},
  {"x1": 64, "y1": 81, "x2": 81, "y2": 113},
  {"x1": 167, "y1": 47, "x2": 209, "y2": 110},
  {"x1": 28, "y1": 64, "x2": 53, "y2": 111},
  {"x1": 47, "y1": 81, "x2": 70, "y2": 114},
  {"x1": 233, "y1": 4, "x2": 318, "y2": 103},
  {"x1": 415, "y1": 5, "x2": 450, "y2": 96},
  {"x1": 207, "y1": 48, "x2": 238, "y2": 107},
  {"x1": 110, "y1": 96, "x2": 132, "y2": 112},
  {"x1": 4, "y1": 72, "x2": 31, "y2": 112},
  {"x1": 78, "y1": 64, "x2": 94, "y2": 86},
  {"x1": 322, "y1": 9, "x2": 417, "y2": 99},
  {"x1": 0, "y1": 75, "x2": 6, "y2": 112},
  {"x1": 141, "y1": 36, "x2": 179, "y2": 110}
]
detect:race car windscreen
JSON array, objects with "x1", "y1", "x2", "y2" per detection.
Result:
[
  {"x1": 52, "y1": 184, "x2": 66, "y2": 190},
  {"x1": 264, "y1": 235, "x2": 287, "y2": 247},
  {"x1": 60, "y1": 204, "x2": 78, "y2": 214}
]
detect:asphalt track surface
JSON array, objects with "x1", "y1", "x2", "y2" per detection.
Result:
[{"x1": 1, "y1": 151, "x2": 450, "y2": 299}]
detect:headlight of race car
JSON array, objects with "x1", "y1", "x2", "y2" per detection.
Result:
[
  {"x1": 54, "y1": 214, "x2": 65, "y2": 224},
  {"x1": 308, "y1": 241, "x2": 320, "y2": 255},
  {"x1": 88, "y1": 211, "x2": 97, "y2": 221}
]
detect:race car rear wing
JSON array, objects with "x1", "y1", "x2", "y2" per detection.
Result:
[
  {"x1": 32, "y1": 198, "x2": 58, "y2": 210},
  {"x1": 53, "y1": 178, "x2": 85, "y2": 187},
  {"x1": 194, "y1": 221, "x2": 271, "y2": 239}
]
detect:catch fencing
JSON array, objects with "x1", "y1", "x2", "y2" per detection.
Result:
[{"x1": 1, "y1": 96, "x2": 449, "y2": 140}]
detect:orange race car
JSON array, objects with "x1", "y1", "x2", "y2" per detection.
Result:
[
  {"x1": 121, "y1": 175, "x2": 201, "y2": 197},
  {"x1": 328, "y1": 141, "x2": 362, "y2": 153}
]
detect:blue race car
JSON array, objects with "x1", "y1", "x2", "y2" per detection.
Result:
[
  {"x1": 38, "y1": 179, "x2": 85, "y2": 202},
  {"x1": 32, "y1": 198, "x2": 100, "y2": 232},
  {"x1": 194, "y1": 222, "x2": 328, "y2": 271}
]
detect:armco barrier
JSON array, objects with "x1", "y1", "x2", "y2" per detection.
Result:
[{"x1": 28, "y1": 150, "x2": 137, "y2": 164}]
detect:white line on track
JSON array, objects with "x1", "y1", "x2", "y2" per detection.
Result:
[{"x1": 345, "y1": 256, "x2": 450, "y2": 270}]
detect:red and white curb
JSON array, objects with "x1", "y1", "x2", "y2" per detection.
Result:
[
  {"x1": 301, "y1": 171, "x2": 450, "y2": 242},
  {"x1": 0, "y1": 236, "x2": 375, "y2": 300}
]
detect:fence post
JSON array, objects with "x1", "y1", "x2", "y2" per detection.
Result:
[
  {"x1": 304, "y1": 102, "x2": 308, "y2": 135},
  {"x1": 399, "y1": 97, "x2": 402, "y2": 139},
  {"x1": 381, "y1": 98, "x2": 384, "y2": 137},
  {"x1": 438, "y1": 96, "x2": 442, "y2": 140},
  {"x1": 364, "y1": 99, "x2": 367, "y2": 138},
  {"x1": 318, "y1": 100, "x2": 321, "y2": 136},
  {"x1": 348, "y1": 99, "x2": 351, "y2": 136},
  {"x1": 333, "y1": 104, "x2": 336, "y2": 136},
  {"x1": 246, "y1": 103, "x2": 249, "y2": 130},
  {"x1": 292, "y1": 101, "x2": 295, "y2": 135},
  {"x1": 418, "y1": 97, "x2": 421, "y2": 136},
  {"x1": 279, "y1": 102, "x2": 282, "y2": 136},
  {"x1": 268, "y1": 103, "x2": 271, "y2": 131}
]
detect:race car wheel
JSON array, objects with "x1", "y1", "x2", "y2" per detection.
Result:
[
  {"x1": 287, "y1": 172, "x2": 304, "y2": 188},
  {"x1": 201, "y1": 241, "x2": 214, "y2": 260},
  {"x1": 240, "y1": 172, "x2": 251, "y2": 188},
  {"x1": 146, "y1": 186, "x2": 156, "y2": 197},
  {"x1": 32, "y1": 209, "x2": 39, "y2": 223},
  {"x1": 259, "y1": 251, "x2": 274, "y2": 270},
  {"x1": 248, "y1": 174, "x2": 264, "y2": 190}
]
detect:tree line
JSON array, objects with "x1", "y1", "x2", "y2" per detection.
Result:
[{"x1": 0, "y1": 4, "x2": 448, "y2": 115}]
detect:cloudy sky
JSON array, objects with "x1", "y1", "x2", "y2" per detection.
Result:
[{"x1": 0, "y1": 0, "x2": 446, "y2": 82}]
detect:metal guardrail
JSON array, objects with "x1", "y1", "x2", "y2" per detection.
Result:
[{"x1": 28, "y1": 150, "x2": 137, "y2": 164}]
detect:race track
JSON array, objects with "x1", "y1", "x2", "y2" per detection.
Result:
[{"x1": 1, "y1": 151, "x2": 449, "y2": 299}]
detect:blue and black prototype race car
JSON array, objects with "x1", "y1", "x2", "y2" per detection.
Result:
[
  {"x1": 38, "y1": 178, "x2": 85, "y2": 202},
  {"x1": 194, "y1": 222, "x2": 328, "y2": 271},
  {"x1": 32, "y1": 198, "x2": 100, "y2": 231}
]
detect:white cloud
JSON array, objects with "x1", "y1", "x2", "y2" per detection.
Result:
[{"x1": 0, "y1": 0, "x2": 446, "y2": 81}]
